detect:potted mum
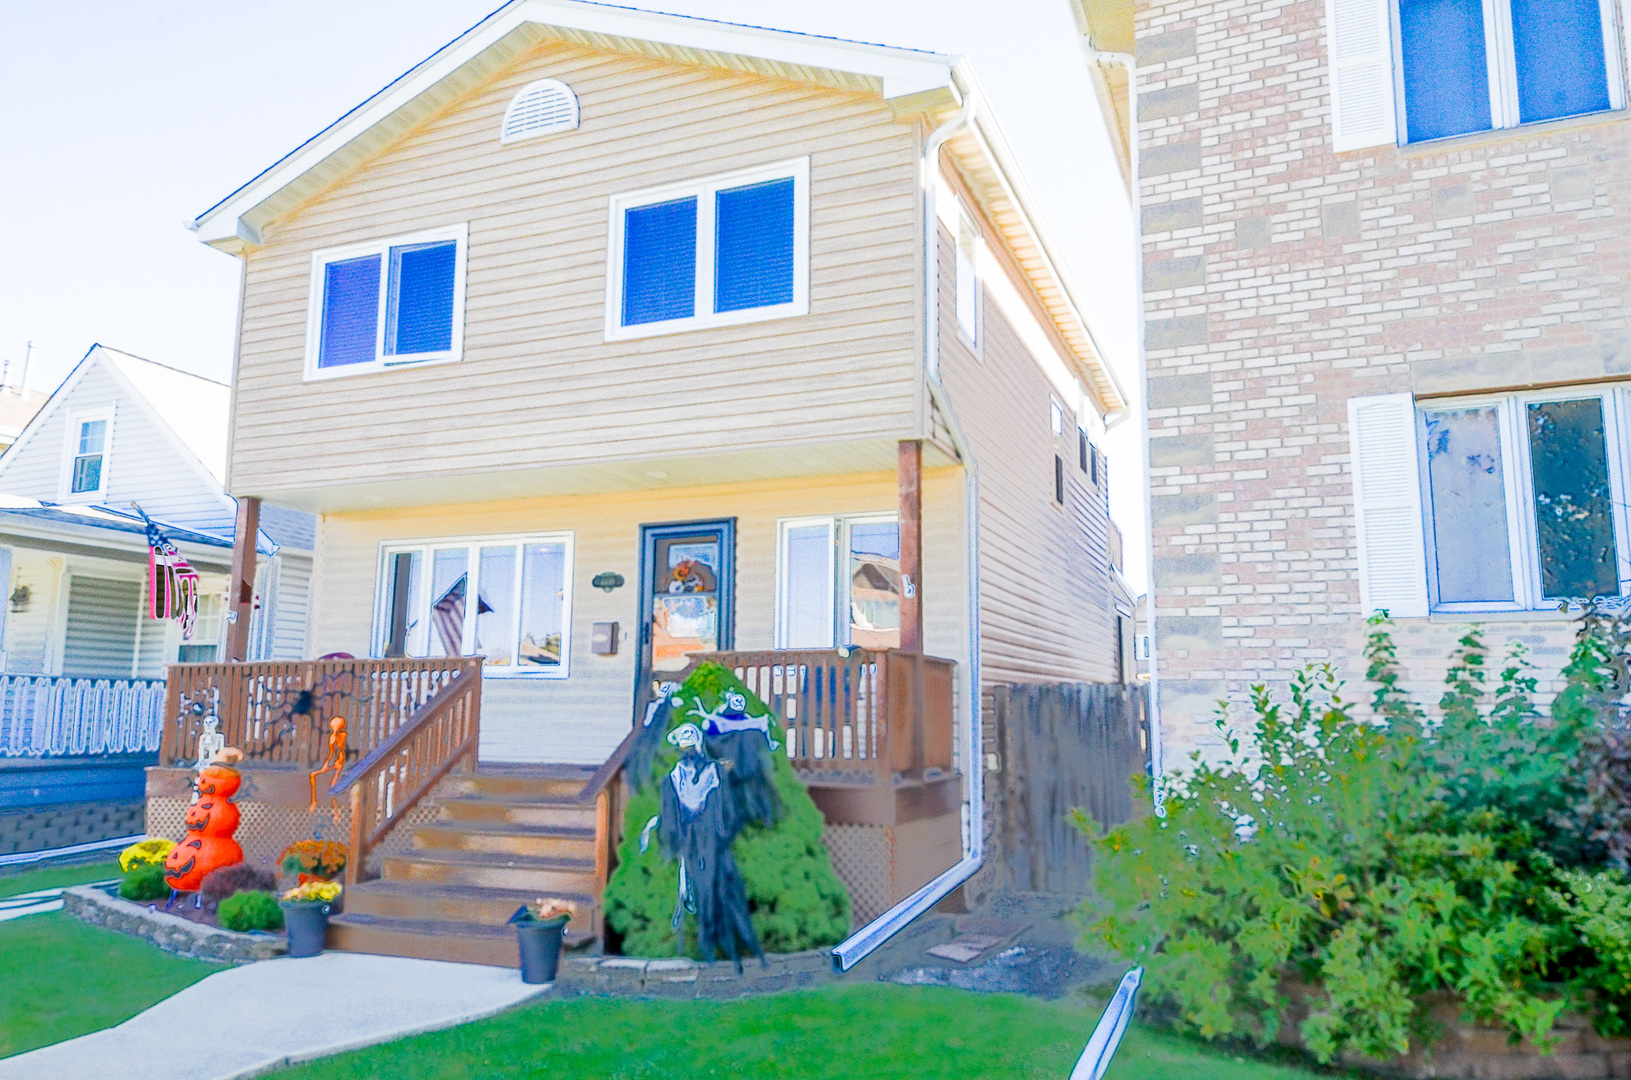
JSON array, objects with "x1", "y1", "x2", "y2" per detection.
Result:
[
  {"x1": 509, "y1": 900, "x2": 571, "y2": 984},
  {"x1": 280, "y1": 880, "x2": 341, "y2": 958},
  {"x1": 278, "y1": 839, "x2": 348, "y2": 884}
]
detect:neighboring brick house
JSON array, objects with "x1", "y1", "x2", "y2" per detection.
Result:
[{"x1": 1077, "y1": 0, "x2": 1631, "y2": 764}]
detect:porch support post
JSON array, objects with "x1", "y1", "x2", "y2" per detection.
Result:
[
  {"x1": 897, "y1": 440, "x2": 923, "y2": 652},
  {"x1": 226, "y1": 496, "x2": 260, "y2": 662}
]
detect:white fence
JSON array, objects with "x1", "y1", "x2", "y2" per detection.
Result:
[{"x1": 0, "y1": 675, "x2": 166, "y2": 757}]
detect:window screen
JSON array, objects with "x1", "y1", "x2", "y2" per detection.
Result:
[
  {"x1": 386, "y1": 240, "x2": 457, "y2": 355},
  {"x1": 623, "y1": 197, "x2": 698, "y2": 326},
  {"x1": 319, "y1": 255, "x2": 382, "y2": 369},
  {"x1": 715, "y1": 177, "x2": 795, "y2": 313}
]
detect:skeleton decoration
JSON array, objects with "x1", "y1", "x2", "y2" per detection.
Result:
[
  {"x1": 639, "y1": 713, "x2": 776, "y2": 971},
  {"x1": 194, "y1": 714, "x2": 225, "y2": 773}
]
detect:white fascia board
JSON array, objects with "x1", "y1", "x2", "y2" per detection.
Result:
[
  {"x1": 0, "y1": 516, "x2": 235, "y2": 568},
  {"x1": 191, "y1": 0, "x2": 954, "y2": 249}
]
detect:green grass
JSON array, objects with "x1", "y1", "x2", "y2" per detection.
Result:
[
  {"x1": 0, "y1": 859, "x2": 121, "y2": 899},
  {"x1": 267, "y1": 983, "x2": 1328, "y2": 1080},
  {"x1": 0, "y1": 909, "x2": 218, "y2": 1057}
]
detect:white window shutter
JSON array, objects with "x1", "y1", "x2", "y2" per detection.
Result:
[
  {"x1": 1348, "y1": 392, "x2": 1429, "y2": 619},
  {"x1": 1326, "y1": 0, "x2": 1398, "y2": 151}
]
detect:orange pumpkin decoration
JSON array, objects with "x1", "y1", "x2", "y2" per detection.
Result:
[{"x1": 164, "y1": 763, "x2": 245, "y2": 893}]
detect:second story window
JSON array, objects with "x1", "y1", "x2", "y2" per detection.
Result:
[
  {"x1": 1395, "y1": 0, "x2": 1621, "y2": 142},
  {"x1": 304, "y1": 224, "x2": 468, "y2": 379},
  {"x1": 64, "y1": 413, "x2": 110, "y2": 499},
  {"x1": 606, "y1": 158, "x2": 809, "y2": 340}
]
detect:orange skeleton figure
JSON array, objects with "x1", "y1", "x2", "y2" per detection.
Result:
[{"x1": 309, "y1": 716, "x2": 348, "y2": 810}]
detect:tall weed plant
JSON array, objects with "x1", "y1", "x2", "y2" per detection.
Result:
[{"x1": 1082, "y1": 611, "x2": 1631, "y2": 1064}]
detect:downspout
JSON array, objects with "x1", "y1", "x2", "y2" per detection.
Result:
[
  {"x1": 830, "y1": 93, "x2": 980, "y2": 973},
  {"x1": 1082, "y1": 45, "x2": 1163, "y2": 793}
]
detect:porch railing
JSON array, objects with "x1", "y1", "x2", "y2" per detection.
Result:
[
  {"x1": 159, "y1": 657, "x2": 479, "y2": 768},
  {"x1": 0, "y1": 675, "x2": 166, "y2": 757},
  {"x1": 682, "y1": 649, "x2": 957, "y2": 787}
]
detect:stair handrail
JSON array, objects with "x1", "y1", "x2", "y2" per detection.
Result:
[{"x1": 330, "y1": 662, "x2": 482, "y2": 888}]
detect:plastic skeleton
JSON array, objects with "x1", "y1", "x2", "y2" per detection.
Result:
[
  {"x1": 194, "y1": 714, "x2": 225, "y2": 773},
  {"x1": 308, "y1": 717, "x2": 348, "y2": 810}
]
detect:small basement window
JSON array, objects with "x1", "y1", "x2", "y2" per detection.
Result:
[
  {"x1": 500, "y1": 79, "x2": 580, "y2": 144},
  {"x1": 607, "y1": 158, "x2": 809, "y2": 339},
  {"x1": 305, "y1": 224, "x2": 468, "y2": 380}
]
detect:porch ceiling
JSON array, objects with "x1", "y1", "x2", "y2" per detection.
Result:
[{"x1": 236, "y1": 437, "x2": 961, "y2": 513}]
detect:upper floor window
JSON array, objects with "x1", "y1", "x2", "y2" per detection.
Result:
[
  {"x1": 955, "y1": 208, "x2": 981, "y2": 346},
  {"x1": 63, "y1": 412, "x2": 111, "y2": 499},
  {"x1": 304, "y1": 224, "x2": 468, "y2": 380},
  {"x1": 374, "y1": 533, "x2": 572, "y2": 677},
  {"x1": 606, "y1": 158, "x2": 809, "y2": 340}
]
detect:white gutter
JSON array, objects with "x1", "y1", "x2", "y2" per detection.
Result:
[
  {"x1": 831, "y1": 92, "x2": 981, "y2": 973},
  {"x1": 1082, "y1": 45, "x2": 1163, "y2": 792}
]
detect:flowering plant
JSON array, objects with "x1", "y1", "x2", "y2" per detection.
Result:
[
  {"x1": 282, "y1": 880, "x2": 342, "y2": 904},
  {"x1": 119, "y1": 838, "x2": 174, "y2": 873},
  {"x1": 526, "y1": 900, "x2": 573, "y2": 923},
  {"x1": 278, "y1": 839, "x2": 348, "y2": 879}
]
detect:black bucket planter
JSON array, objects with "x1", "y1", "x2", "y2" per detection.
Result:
[
  {"x1": 281, "y1": 900, "x2": 332, "y2": 958},
  {"x1": 513, "y1": 917, "x2": 568, "y2": 984}
]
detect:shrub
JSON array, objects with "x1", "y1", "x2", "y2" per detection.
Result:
[
  {"x1": 200, "y1": 863, "x2": 277, "y2": 909},
  {"x1": 1081, "y1": 613, "x2": 1631, "y2": 1064},
  {"x1": 119, "y1": 861, "x2": 170, "y2": 902},
  {"x1": 218, "y1": 890, "x2": 284, "y2": 932},
  {"x1": 604, "y1": 662, "x2": 850, "y2": 958}
]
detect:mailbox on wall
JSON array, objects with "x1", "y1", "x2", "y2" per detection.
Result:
[{"x1": 590, "y1": 622, "x2": 619, "y2": 655}]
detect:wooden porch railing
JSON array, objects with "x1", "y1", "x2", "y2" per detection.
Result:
[
  {"x1": 159, "y1": 657, "x2": 478, "y2": 768},
  {"x1": 331, "y1": 667, "x2": 482, "y2": 888}
]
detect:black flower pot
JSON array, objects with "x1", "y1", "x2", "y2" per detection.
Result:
[
  {"x1": 281, "y1": 900, "x2": 332, "y2": 958},
  {"x1": 514, "y1": 917, "x2": 568, "y2": 984}
]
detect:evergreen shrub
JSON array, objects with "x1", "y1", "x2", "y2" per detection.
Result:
[
  {"x1": 119, "y1": 862, "x2": 169, "y2": 902},
  {"x1": 218, "y1": 890, "x2": 284, "y2": 933}
]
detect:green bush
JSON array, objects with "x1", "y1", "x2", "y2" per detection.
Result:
[
  {"x1": 1081, "y1": 614, "x2": 1631, "y2": 1064},
  {"x1": 217, "y1": 890, "x2": 284, "y2": 933},
  {"x1": 119, "y1": 862, "x2": 170, "y2": 902},
  {"x1": 604, "y1": 662, "x2": 850, "y2": 958}
]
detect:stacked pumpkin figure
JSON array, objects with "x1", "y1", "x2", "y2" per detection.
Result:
[{"x1": 164, "y1": 757, "x2": 246, "y2": 899}]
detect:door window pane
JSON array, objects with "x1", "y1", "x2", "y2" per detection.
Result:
[
  {"x1": 1510, "y1": 0, "x2": 1611, "y2": 123},
  {"x1": 519, "y1": 542, "x2": 567, "y2": 668},
  {"x1": 427, "y1": 548, "x2": 470, "y2": 657},
  {"x1": 1399, "y1": 0, "x2": 1494, "y2": 141},
  {"x1": 651, "y1": 536, "x2": 720, "y2": 671},
  {"x1": 848, "y1": 521, "x2": 901, "y2": 649},
  {"x1": 1423, "y1": 407, "x2": 1515, "y2": 603},
  {"x1": 782, "y1": 523, "x2": 834, "y2": 649},
  {"x1": 475, "y1": 546, "x2": 515, "y2": 666},
  {"x1": 1527, "y1": 397, "x2": 1619, "y2": 599}
]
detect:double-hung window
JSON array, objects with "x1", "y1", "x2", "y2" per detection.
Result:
[
  {"x1": 1348, "y1": 388, "x2": 1631, "y2": 617},
  {"x1": 63, "y1": 411, "x2": 111, "y2": 500},
  {"x1": 304, "y1": 224, "x2": 468, "y2": 379},
  {"x1": 777, "y1": 514, "x2": 901, "y2": 651},
  {"x1": 606, "y1": 158, "x2": 809, "y2": 339},
  {"x1": 374, "y1": 533, "x2": 572, "y2": 676}
]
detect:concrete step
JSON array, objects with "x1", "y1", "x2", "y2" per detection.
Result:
[
  {"x1": 412, "y1": 821, "x2": 597, "y2": 861},
  {"x1": 437, "y1": 794, "x2": 598, "y2": 829},
  {"x1": 440, "y1": 769, "x2": 593, "y2": 802},
  {"x1": 344, "y1": 879, "x2": 597, "y2": 929},
  {"x1": 328, "y1": 913, "x2": 594, "y2": 968},
  {"x1": 381, "y1": 849, "x2": 597, "y2": 894}
]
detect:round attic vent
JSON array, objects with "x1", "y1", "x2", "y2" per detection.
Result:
[{"x1": 500, "y1": 79, "x2": 580, "y2": 144}]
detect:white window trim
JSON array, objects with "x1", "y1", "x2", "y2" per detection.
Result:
[
  {"x1": 303, "y1": 223, "x2": 470, "y2": 382},
  {"x1": 954, "y1": 205, "x2": 983, "y2": 353},
  {"x1": 774, "y1": 512, "x2": 899, "y2": 650},
  {"x1": 1418, "y1": 386, "x2": 1631, "y2": 613},
  {"x1": 371, "y1": 531, "x2": 574, "y2": 679},
  {"x1": 604, "y1": 156, "x2": 811, "y2": 342},
  {"x1": 59, "y1": 407, "x2": 114, "y2": 503},
  {"x1": 1388, "y1": 0, "x2": 1626, "y2": 144}
]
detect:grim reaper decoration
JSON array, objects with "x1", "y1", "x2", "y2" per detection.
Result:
[{"x1": 639, "y1": 690, "x2": 780, "y2": 970}]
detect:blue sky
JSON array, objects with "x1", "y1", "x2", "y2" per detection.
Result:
[{"x1": 0, "y1": 0, "x2": 1144, "y2": 588}]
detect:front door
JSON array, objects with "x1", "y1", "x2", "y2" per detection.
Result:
[{"x1": 635, "y1": 520, "x2": 735, "y2": 706}]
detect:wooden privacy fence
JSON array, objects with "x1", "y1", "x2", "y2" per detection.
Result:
[
  {"x1": 0, "y1": 675, "x2": 166, "y2": 757},
  {"x1": 988, "y1": 682, "x2": 1151, "y2": 898},
  {"x1": 159, "y1": 657, "x2": 479, "y2": 768}
]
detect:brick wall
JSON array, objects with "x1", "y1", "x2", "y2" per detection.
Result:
[{"x1": 1137, "y1": 0, "x2": 1631, "y2": 761}]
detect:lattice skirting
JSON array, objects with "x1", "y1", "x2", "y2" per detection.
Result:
[
  {"x1": 823, "y1": 813, "x2": 961, "y2": 927},
  {"x1": 145, "y1": 798, "x2": 442, "y2": 877}
]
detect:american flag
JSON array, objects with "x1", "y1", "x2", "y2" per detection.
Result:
[
  {"x1": 145, "y1": 521, "x2": 201, "y2": 640},
  {"x1": 430, "y1": 575, "x2": 491, "y2": 657}
]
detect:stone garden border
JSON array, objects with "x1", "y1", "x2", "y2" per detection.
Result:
[
  {"x1": 553, "y1": 948, "x2": 838, "y2": 999},
  {"x1": 63, "y1": 884, "x2": 286, "y2": 964}
]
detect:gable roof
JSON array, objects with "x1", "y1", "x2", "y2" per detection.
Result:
[{"x1": 189, "y1": 0, "x2": 1128, "y2": 414}]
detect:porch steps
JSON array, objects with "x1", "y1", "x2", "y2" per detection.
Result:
[{"x1": 327, "y1": 765, "x2": 604, "y2": 968}]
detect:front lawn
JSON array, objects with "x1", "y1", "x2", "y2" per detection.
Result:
[
  {"x1": 0, "y1": 880, "x2": 217, "y2": 1057},
  {"x1": 0, "y1": 858, "x2": 121, "y2": 898},
  {"x1": 267, "y1": 983, "x2": 1327, "y2": 1080}
]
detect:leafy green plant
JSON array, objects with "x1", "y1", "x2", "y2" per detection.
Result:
[
  {"x1": 217, "y1": 890, "x2": 284, "y2": 932},
  {"x1": 118, "y1": 862, "x2": 170, "y2": 902},
  {"x1": 200, "y1": 863, "x2": 277, "y2": 909},
  {"x1": 604, "y1": 662, "x2": 850, "y2": 958}
]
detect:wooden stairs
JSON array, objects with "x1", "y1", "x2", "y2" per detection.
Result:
[{"x1": 328, "y1": 764, "x2": 604, "y2": 966}]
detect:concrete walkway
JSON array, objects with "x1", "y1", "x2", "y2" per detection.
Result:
[{"x1": 0, "y1": 952, "x2": 547, "y2": 1080}]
